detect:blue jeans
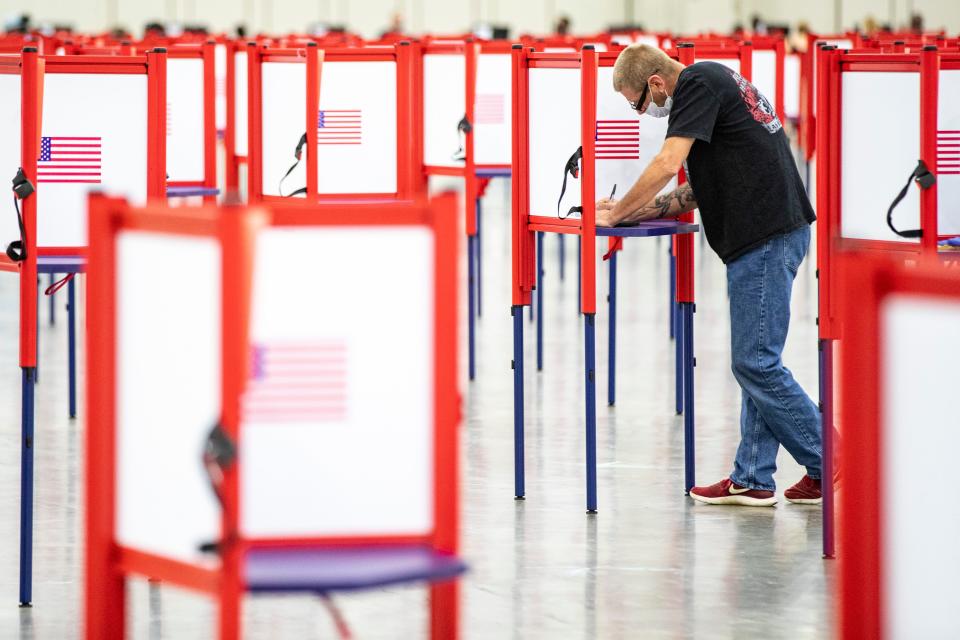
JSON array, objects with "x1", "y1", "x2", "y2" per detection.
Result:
[{"x1": 727, "y1": 225, "x2": 821, "y2": 491}]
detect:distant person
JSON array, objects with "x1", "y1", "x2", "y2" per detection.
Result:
[
  {"x1": 143, "y1": 21, "x2": 166, "y2": 38},
  {"x1": 555, "y1": 15, "x2": 571, "y2": 36},
  {"x1": 750, "y1": 13, "x2": 768, "y2": 36},
  {"x1": 787, "y1": 22, "x2": 810, "y2": 53},
  {"x1": 598, "y1": 44, "x2": 822, "y2": 507},
  {"x1": 909, "y1": 12, "x2": 924, "y2": 34}
]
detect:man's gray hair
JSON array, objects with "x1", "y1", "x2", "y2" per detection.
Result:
[{"x1": 612, "y1": 44, "x2": 675, "y2": 93}]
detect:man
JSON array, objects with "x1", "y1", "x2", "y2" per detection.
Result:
[{"x1": 597, "y1": 44, "x2": 821, "y2": 507}]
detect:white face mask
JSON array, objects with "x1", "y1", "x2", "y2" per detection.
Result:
[{"x1": 645, "y1": 95, "x2": 672, "y2": 118}]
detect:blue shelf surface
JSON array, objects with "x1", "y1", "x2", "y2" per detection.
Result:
[{"x1": 245, "y1": 545, "x2": 467, "y2": 594}]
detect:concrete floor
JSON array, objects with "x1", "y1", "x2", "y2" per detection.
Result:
[{"x1": 0, "y1": 178, "x2": 833, "y2": 638}]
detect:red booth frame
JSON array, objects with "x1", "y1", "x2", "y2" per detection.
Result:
[
  {"x1": 245, "y1": 42, "x2": 418, "y2": 203},
  {"x1": 225, "y1": 39, "x2": 251, "y2": 196},
  {"x1": 510, "y1": 43, "x2": 701, "y2": 513},
  {"x1": 85, "y1": 193, "x2": 462, "y2": 639},
  {"x1": 814, "y1": 46, "x2": 959, "y2": 558},
  {"x1": 837, "y1": 253, "x2": 960, "y2": 640},
  {"x1": 165, "y1": 42, "x2": 218, "y2": 203},
  {"x1": 0, "y1": 48, "x2": 166, "y2": 606}
]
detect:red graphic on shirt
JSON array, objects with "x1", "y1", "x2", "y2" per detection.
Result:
[{"x1": 726, "y1": 68, "x2": 782, "y2": 134}]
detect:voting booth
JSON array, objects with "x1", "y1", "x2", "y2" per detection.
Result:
[
  {"x1": 417, "y1": 39, "x2": 488, "y2": 379},
  {"x1": 814, "y1": 46, "x2": 960, "y2": 559},
  {"x1": 837, "y1": 254, "x2": 960, "y2": 640},
  {"x1": 84, "y1": 193, "x2": 465, "y2": 639},
  {"x1": 166, "y1": 43, "x2": 218, "y2": 201},
  {"x1": 473, "y1": 42, "x2": 513, "y2": 171},
  {"x1": 511, "y1": 44, "x2": 699, "y2": 512},
  {"x1": 0, "y1": 48, "x2": 166, "y2": 606},
  {"x1": 246, "y1": 42, "x2": 416, "y2": 202}
]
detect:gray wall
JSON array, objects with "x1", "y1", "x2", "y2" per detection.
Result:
[{"x1": 1, "y1": 0, "x2": 957, "y2": 38}]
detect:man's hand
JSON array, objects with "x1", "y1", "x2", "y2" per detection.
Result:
[{"x1": 595, "y1": 198, "x2": 619, "y2": 227}]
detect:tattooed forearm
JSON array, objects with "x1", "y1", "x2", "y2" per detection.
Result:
[{"x1": 628, "y1": 184, "x2": 698, "y2": 222}]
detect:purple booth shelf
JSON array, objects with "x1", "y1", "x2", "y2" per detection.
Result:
[
  {"x1": 37, "y1": 255, "x2": 86, "y2": 274},
  {"x1": 167, "y1": 186, "x2": 221, "y2": 198},
  {"x1": 245, "y1": 545, "x2": 467, "y2": 594},
  {"x1": 475, "y1": 167, "x2": 512, "y2": 178},
  {"x1": 595, "y1": 220, "x2": 700, "y2": 238}
]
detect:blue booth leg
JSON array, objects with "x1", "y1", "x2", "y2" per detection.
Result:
[
  {"x1": 536, "y1": 232, "x2": 544, "y2": 372},
  {"x1": 468, "y1": 236, "x2": 476, "y2": 381},
  {"x1": 585, "y1": 314, "x2": 598, "y2": 513},
  {"x1": 607, "y1": 252, "x2": 617, "y2": 407},
  {"x1": 820, "y1": 339, "x2": 836, "y2": 559},
  {"x1": 19, "y1": 367, "x2": 35, "y2": 606},
  {"x1": 577, "y1": 237, "x2": 582, "y2": 315},
  {"x1": 48, "y1": 273, "x2": 55, "y2": 327},
  {"x1": 668, "y1": 248, "x2": 675, "y2": 340},
  {"x1": 682, "y1": 303, "x2": 696, "y2": 493},
  {"x1": 558, "y1": 233, "x2": 565, "y2": 281},
  {"x1": 675, "y1": 299, "x2": 684, "y2": 415},
  {"x1": 68, "y1": 277, "x2": 77, "y2": 418},
  {"x1": 476, "y1": 197, "x2": 483, "y2": 319},
  {"x1": 512, "y1": 306, "x2": 525, "y2": 500}
]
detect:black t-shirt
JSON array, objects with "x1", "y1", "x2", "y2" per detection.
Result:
[{"x1": 666, "y1": 61, "x2": 815, "y2": 264}]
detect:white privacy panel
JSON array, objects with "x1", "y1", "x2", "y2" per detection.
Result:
[
  {"x1": 116, "y1": 232, "x2": 221, "y2": 564},
  {"x1": 215, "y1": 43, "x2": 226, "y2": 131},
  {"x1": 841, "y1": 72, "x2": 920, "y2": 242},
  {"x1": 423, "y1": 53, "x2": 466, "y2": 168},
  {"x1": 529, "y1": 68, "x2": 580, "y2": 217},
  {"x1": 700, "y1": 58, "x2": 739, "y2": 74},
  {"x1": 784, "y1": 54, "x2": 800, "y2": 119},
  {"x1": 234, "y1": 51, "x2": 248, "y2": 156},
  {"x1": 241, "y1": 227, "x2": 434, "y2": 538},
  {"x1": 473, "y1": 53, "x2": 511, "y2": 166},
  {"x1": 260, "y1": 61, "x2": 307, "y2": 197},
  {"x1": 752, "y1": 49, "x2": 777, "y2": 112},
  {"x1": 166, "y1": 57, "x2": 205, "y2": 182},
  {"x1": 883, "y1": 294, "x2": 960, "y2": 640},
  {"x1": 937, "y1": 69, "x2": 960, "y2": 236},
  {"x1": 0, "y1": 74, "x2": 21, "y2": 250},
  {"x1": 39, "y1": 73, "x2": 148, "y2": 248},
  {"x1": 596, "y1": 67, "x2": 677, "y2": 200},
  {"x1": 316, "y1": 61, "x2": 397, "y2": 194}
]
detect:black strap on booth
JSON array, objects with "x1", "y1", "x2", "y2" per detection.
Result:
[
  {"x1": 198, "y1": 422, "x2": 238, "y2": 553},
  {"x1": 887, "y1": 160, "x2": 936, "y2": 239},
  {"x1": 279, "y1": 133, "x2": 309, "y2": 198},
  {"x1": 7, "y1": 168, "x2": 35, "y2": 263},
  {"x1": 452, "y1": 114, "x2": 473, "y2": 162},
  {"x1": 557, "y1": 146, "x2": 583, "y2": 218},
  {"x1": 202, "y1": 422, "x2": 237, "y2": 506}
]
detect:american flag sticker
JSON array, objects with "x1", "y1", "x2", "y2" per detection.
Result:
[
  {"x1": 38, "y1": 136, "x2": 102, "y2": 184},
  {"x1": 317, "y1": 109, "x2": 362, "y2": 145},
  {"x1": 595, "y1": 120, "x2": 640, "y2": 160},
  {"x1": 243, "y1": 341, "x2": 349, "y2": 424},
  {"x1": 475, "y1": 94, "x2": 505, "y2": 125},
  {"x1": 937, "y1": 130, "x2": 960, "y2": 175}
]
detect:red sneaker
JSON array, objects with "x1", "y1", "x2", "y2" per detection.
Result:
[
  {"x1": 784, "y1": 475, "x2": 822, "y2": 504},
  {"x1": 689, "y1": 478, "x2": 777, "y2": 507}
]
